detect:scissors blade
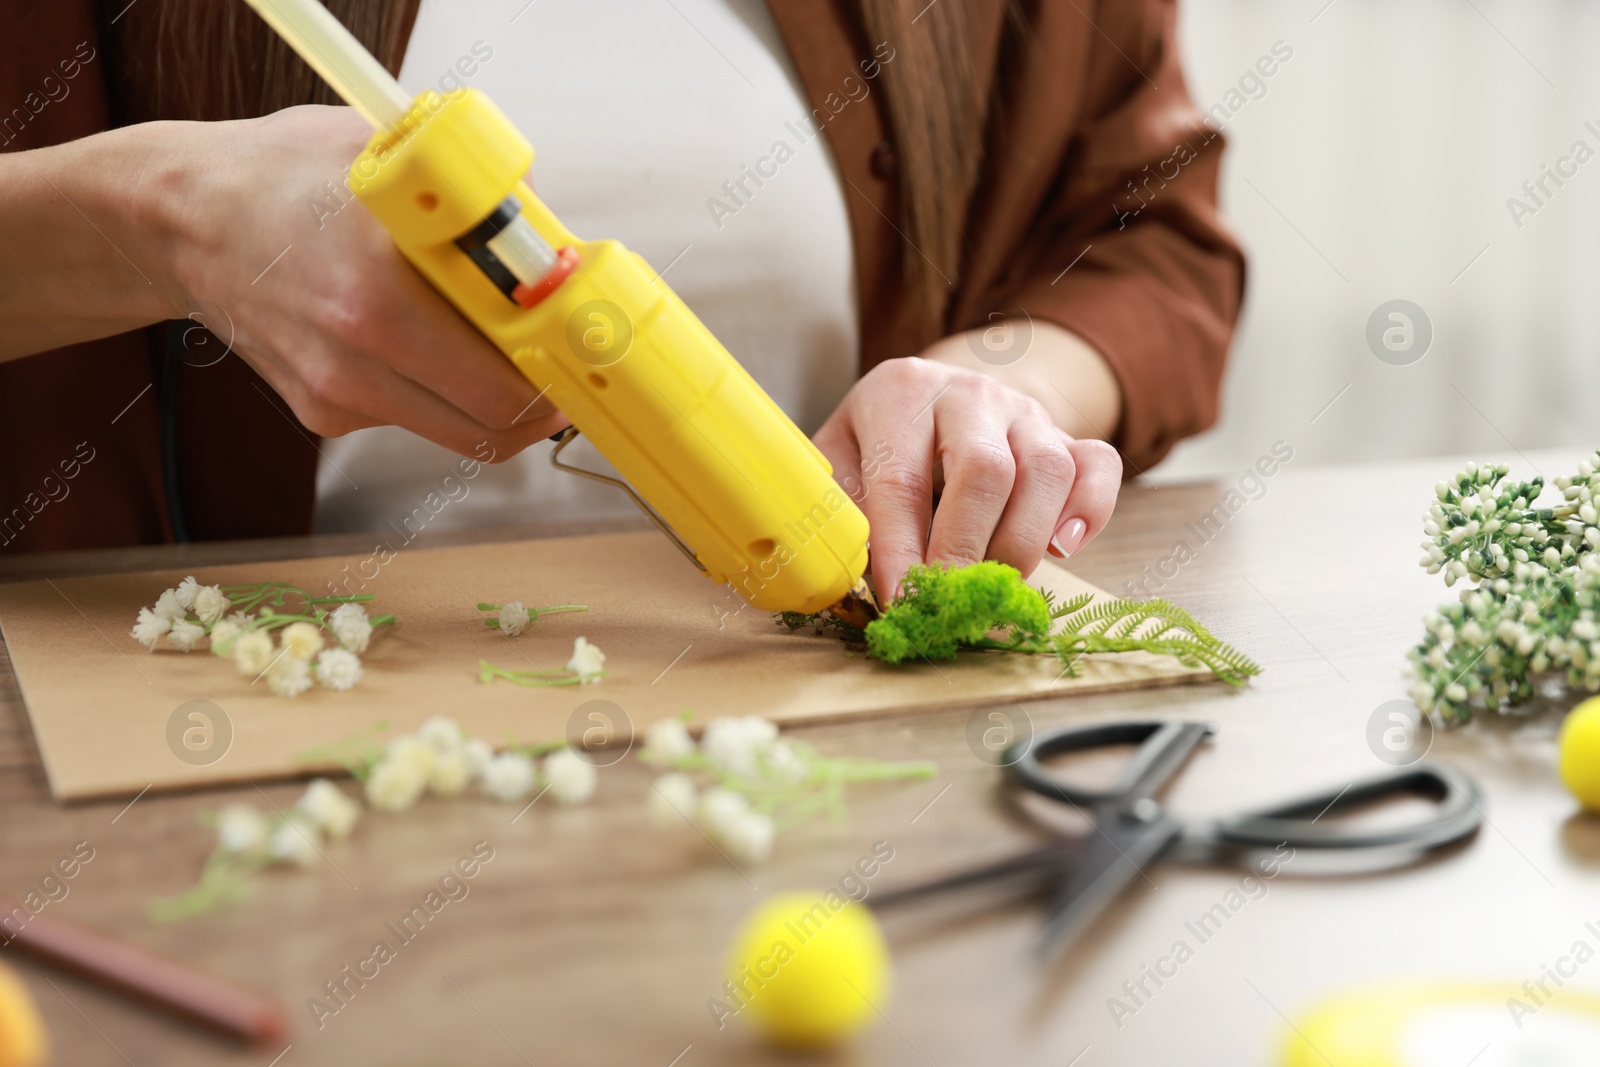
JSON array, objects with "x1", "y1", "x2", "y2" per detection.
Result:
[
  {"x1": 870, "y1": 843, "x2": 1080, "y2": 911},
  {"x1": 1034, "y1": 811, "x2": 1183, "y2": 964}
]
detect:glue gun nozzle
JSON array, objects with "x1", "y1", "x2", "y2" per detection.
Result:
[{"x1": 826, "y1": 580, "x2": 879, "y2": 632}]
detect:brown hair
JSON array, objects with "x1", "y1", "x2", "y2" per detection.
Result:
[
  {"x1": 126, "y1": 0, "x2": 994, "y2": 329},
  {"x1": 854, "y1": 0, "x2": 987, "y2": 327},
  {"x1": 117, "y1": 0, "x2": 417, "y2": 122}
]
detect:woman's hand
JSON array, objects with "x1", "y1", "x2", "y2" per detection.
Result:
[
  {"x1": 151, "y1": 105, "x2": 568, "y2": 457},
  {"x1": 0, "y1": 106, "x2": 566, "y2": 457},
  {"x1": 813, "y1": 332, "x2": 1123, "y2": 599}
]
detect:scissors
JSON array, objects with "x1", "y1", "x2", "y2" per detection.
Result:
[{"x1": 871, "y1": 720, "x2": 1484, "y2": 962}]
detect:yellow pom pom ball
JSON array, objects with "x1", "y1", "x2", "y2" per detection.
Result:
[
  {"x1": 0, "y1": 961, "x2": 48, "y2": 1067},
  {"x1": 1281, "y1": 981, "x2": 1600, "y2": 1067},
  {"x1": 1559, "y1": 695, "x2": 1600, "y2": 810},
  {"x1": 724, "y1": 890, "x2": 890, "y2": 1048}
]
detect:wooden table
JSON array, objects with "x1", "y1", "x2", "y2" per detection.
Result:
[{"x1": 2, "y1": 453, "x2": 1593, "y2": 1066}]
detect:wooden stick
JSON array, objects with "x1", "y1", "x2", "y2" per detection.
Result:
[{"x1": 0, "y1": 901, "x2": 287, "y2": 1043}]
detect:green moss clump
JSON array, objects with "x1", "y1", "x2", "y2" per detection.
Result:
[{"x1": 865, "y1": 561, "x2": 1049, "y2": 663}]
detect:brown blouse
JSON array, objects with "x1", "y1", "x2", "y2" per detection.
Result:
[{"x1": 0, "y1": 0, "x2": 1243, "y2": 554}]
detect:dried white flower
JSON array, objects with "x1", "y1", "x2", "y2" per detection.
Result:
[
  {"x1": 329, "y1": 603, "x2": 372, "y2": 653},
  {"x1": 266, "y1": 653, "x2": 313, "y2": 698},
  {"x1": 690, "y1": 785, "x2": 776, "y2": 861},
  {"x1": 168, "y1": 619, "x2": 207, "y2": 652},
  {"x1": 193, "y1": 585, "x2": 230, "y2": 625},
  {"x1": 762, "y1": 740, "x2": 807, "y2": 784},
  {"x1": 702, "y1": 716, "x2": 779, "y2": 778},
  {"x1": 720, "y1": 809, "x2": 775, "y2": 864},
  {"x1": 232, "y1": 631, "x2": 275, "y2": 676},
  {"x1": 366, "y1": 755, "x2": 428, "y2": 812},
  {"x1": 429, "y1": 748, "x2": 473, "y2": 797},
  {"x1": 567, "y1": 636, "x2": 606, "y2": 683},
  {"x1": 697, "y1": 787, "x2": 749, "y2": 835},
  {"x1": 483, "y1": 752, "x2": 537, "y2": 802},
  {"x1": 648, "y1": 773, "x2": 697, "y2": 828},
  {"x1": 216, "y1": 803, "x2": 269, "y2": 854},
  {"x1": 280, "y1": 621, "x2": 324, "y2": 659},
  {"x1": 269, "y1": 816, "x2": 322, "y2": 868},
  {"x1": 544, "y1": 748, "x2": 597, "y2": 805},
  {"x1": 386, "y1": 736, "x2": 436, "y2": 778},
  {"x1": 296, "y1": 779, "x2": 362, "y2": 841},
  {"x1": 643, "y1": 718, "x2": 695, "y2": 764},
  {"x1": 498, "y1": 600, "x2": 529, "y2": 637},
  {"x1": 463, "y1": 738, "x2": 495, "y2": 781},
  {"x1": 175, "y1": 576, "x2": 202, "y2": 611},
  {"x1": 131, "y1": 607, "x2": 172, "y2": 650},
  {"x1": 208, "y1": 617, "x2": 243, "y2": 648},
  {"x1": 153, "y1": 588, "x2": 187, "y2": 621},
  {"x1": 313, "y1": 648, "x2": 363, "y2": 691},
  {"x1": 418, "y1": 716, "x2": 465, "y2": 755}
]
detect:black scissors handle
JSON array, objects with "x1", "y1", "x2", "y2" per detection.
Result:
[
  {"x1": 1005, "y1": 720, "x2": 1216, "y2": 810},
  {"x1": 872, "y1": 719, "x2": 1488, "y2": 971},
  {"x1": 1005, "y1": 719, "x2": 1484, "y2": 859},
  {"x1": 1197, "y1": 763, "x2": 1484, "y2": 855}
]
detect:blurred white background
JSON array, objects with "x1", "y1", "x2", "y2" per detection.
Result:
[{"x1": 1163, "y1": 0, "x2": 1600, "y2": 481}]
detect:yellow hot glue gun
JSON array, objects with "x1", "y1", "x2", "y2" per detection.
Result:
[{"x1": 243, "y1": 0, "x2": 876, "y2": 624}]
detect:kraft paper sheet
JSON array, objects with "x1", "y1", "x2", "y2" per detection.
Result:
[{"x1": 0, "y1": 531, "x2": 1211, "y2": 800}]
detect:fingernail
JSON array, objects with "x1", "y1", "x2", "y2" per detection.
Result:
[{"x1": 1050, "y1": 517, "x2": 1088, "y2": 559}]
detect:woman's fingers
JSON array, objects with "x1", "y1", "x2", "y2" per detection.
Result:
[
  {"x1": 984, "y1": 417, "x2": 1078, "y2": 576},
  {"x1": 185, "y1": 105, "x2": 563, "y2": 459},
  {"x1": 252, "y1": 328, "x2": 566, "y2": 459},
  {"x1": 350, "y1": 240, "x2": 558, "y2": 432},
  {"x1": 924, "y1": 383, "x2": 1017, "y2": 569},
  {"x1": 813, "y1": 356, "x2": 1124, "y2": 601},
  {"x1": 1048, "y1": 438, "x2": 1123, "y2": 558},
  {"x1": 834, "y1": 360, "x2": 941, "y2": 599},
  {"x1": 812, "y1": 418, "x2": 864, "y2": 504}
]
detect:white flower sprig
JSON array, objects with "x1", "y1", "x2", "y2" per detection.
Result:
[
  {"x1": 477, "y1": 599, "x2": 587, "y2": 638},
  {"x1": 300, "y1": 715, "x2": 596, "y2": 813},
  {"x1": 130, "y1": 579, "x2": 395, "y2": 697},
  {"x1": 1408, "y1": 452, "x2": 1600, "y2": 722},
  {"x1": 479, "y1": 637, "x2": 608, "y2": 687},
  {"x1": 148, "y1": 778, "x2": 363, "y2": 923},
  {"x1": 639, "y1": 713, "x2": 936, "y2": 864},
  {"x1": 154, "y1": 716, "x2": 602, "y2": 922}
]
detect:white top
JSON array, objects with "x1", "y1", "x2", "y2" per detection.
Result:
[{"x1": 314, "y1": 0, "x2": 859, "y2": 533}]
